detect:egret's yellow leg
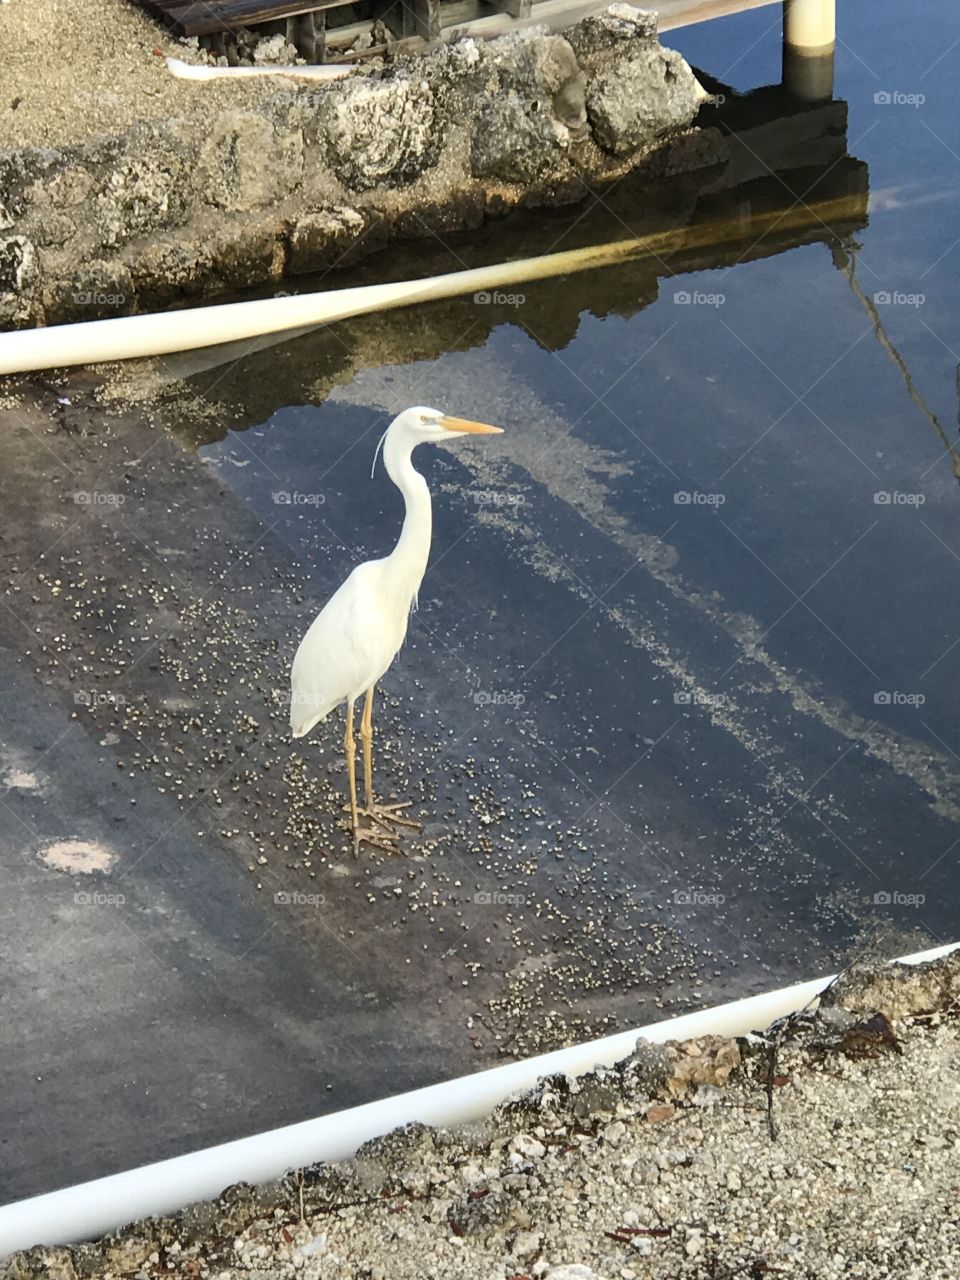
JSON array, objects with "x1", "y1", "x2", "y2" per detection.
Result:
[
  {"x1": 344, "y1": 698, "x2": 397, "y2": 855},
  {"x1": 361, "y1": 684, "x2": 375, "y2": 808},
  {"x1": 357, "y1": 684, "x2": 421, "y2": 835}
]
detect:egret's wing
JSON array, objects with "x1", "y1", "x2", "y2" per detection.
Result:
[{"x1": 290, "y1": 563, "x2": 385, "y2": 737}]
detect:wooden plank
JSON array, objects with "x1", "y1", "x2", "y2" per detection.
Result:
[
  {"x1": 406, "y1": 0, "x2": 442, "y2": 40},
  {"x1": 656, "y1": 0, "x2": 779, "y2": 30},
  {"x1": 327, "y1": 33, "x2": 428, "y2": 61},
  {"x1": 283, "y1": 11, "x2": 325, "y2": 60},
  {"x1": 377, "y1": 0, "x2": 441, "y2": 40}
]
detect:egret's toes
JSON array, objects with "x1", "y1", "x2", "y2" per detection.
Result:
[
  {"x1": 352, "y1": 825, "x2": 401, "y2": 855},
  {"x1": 365, "y1": 802, "x2": 422, "y2": 831}
]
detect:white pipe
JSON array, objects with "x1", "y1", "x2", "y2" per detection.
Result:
[
  {"x1": 783, "y1": 0, "x2": 835, "y2": 52},
  {"x1": 0, "y1": 196, "x2": 863, "y2": 377},
  {"x1": 0, "y1": 940, "x2": 955, "y2": 1258},
  {"x1": 165, "y1": 56, "x2": 354, "y2": 81}
]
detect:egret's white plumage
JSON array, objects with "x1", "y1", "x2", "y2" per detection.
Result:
[
  {"x1": 290, "y1": 405, "x2": 503, "y2": 851},
  {"x1": 290, "y1": 559, "x2": 407, "y2": 738}
]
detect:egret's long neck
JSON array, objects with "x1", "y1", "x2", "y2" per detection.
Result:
[{"x1": 383, "y1": 429, "x2": 432, "y2": 606}]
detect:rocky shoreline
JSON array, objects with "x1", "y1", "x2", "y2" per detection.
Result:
[
  {"x1": 0, "y1": 5, "x2": 717, "y2": 330},
  {"x1": 3, "y1": 951, "x2": 959, "y2": 1279}
]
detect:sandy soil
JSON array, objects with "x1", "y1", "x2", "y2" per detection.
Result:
[{"x1": 0, "y1": 0, "x2": 290, "y2": 148}]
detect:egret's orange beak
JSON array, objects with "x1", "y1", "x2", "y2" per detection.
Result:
[{"x1": 440, "y1": 416, "x2": 503, "y2": 435}]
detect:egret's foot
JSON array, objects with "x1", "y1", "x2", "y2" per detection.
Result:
[
  {"x1": 350, "y1": 823, "x2": 401, "y2": 856},
  {"x1": 364, "y1": 801, "x2": 422, "y2": 832}
]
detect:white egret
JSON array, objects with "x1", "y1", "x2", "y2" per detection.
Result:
[{"x1": 290, "y1": 406, "x2": 503, "y2": 853}]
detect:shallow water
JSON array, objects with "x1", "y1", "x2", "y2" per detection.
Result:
[{"x1": 199, "y1": 0, "x2": 960, "y2": 977}]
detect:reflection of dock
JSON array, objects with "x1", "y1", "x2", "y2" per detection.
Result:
[
  {"x1": 141, "y1": 0, "x2": 855, "y2": 439},
  {"x1": 171, "y1": 18, "x2": 863, "y2": 438}
]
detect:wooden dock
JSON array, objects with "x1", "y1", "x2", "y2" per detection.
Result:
[{"x1": 132, "y1": 0, "x2": 783, "y2": 62}]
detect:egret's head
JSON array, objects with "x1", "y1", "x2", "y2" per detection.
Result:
[{"x1": 397, "y1": 406, "x2": 504, "y2": 442}]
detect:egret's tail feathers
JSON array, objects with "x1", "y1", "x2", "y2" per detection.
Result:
[{"x1": 290, "y1": 696, "x2": 337, "y2": 739}]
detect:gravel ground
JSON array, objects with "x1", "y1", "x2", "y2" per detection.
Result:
[
  {"x1": 0, "y1": 0, "x2": 288, "y2": 148},
  {"x1": 5, "y1": 951, "x2": 959, "y2": 1280}
]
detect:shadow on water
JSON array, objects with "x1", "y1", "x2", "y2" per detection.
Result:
[{"x1": 168, "y1": 75, "x2": 871, "y2": 440}]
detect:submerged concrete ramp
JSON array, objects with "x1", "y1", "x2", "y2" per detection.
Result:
[{"x1": 0, "y1": 638, "x2": 463, "y2": 1203}]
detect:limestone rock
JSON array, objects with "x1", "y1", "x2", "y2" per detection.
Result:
[
  {"x1": 0, "y1": 1246, "x2": 77, "y2": 1280},
  {"x1": 356, "y1": 1119, "x2": 439, "y2": 1168},
  {"x1": 0, "y1": 235, "x2": 38, "y2": 326},
  {"x1": 41, "y1": 260, "x2": 133, "y2": 324},
  {"x1": 567, "y1": 4, "x2": 658, "y2": 63},
  {"x1": 570, "y1": 1064, "x2": 623, "y2": 1118},
  {"x1": 821, "y1": 950, "x2": 960, "y2": 1020},
  {"x1": 289, "y1": 205, "x2": 366, "y2": 274},
  {"x1": 619, "y1": 1037, "x2": 672, "y2": 1103},
  {"x1": 471, "y1": 91, "x2": 571, "y2": 184},
  {"x1": 492, "y1": 32, "x2": 587, "y2": 133},
  {"x1": 511, "y1": 1132, "x2": 547, "y2": 1159},
  {"x1": 513, "y1": 1229, "x2": 543, "y2": 1259},
  {"x1": 253, "y1": 33, "x2": 298, "y2": 64},
  {"x1": 0, "y1": 147, "x2": 66, "y2": 221},
  {"x1": 0, "y1": 11, "x2": 718, "y2": 326},
  {"x1": 40, "y1": 165, "x2": 98, "y2": 208},
  {"x1": 587, "y1": 45, "x2": 702, "y2": 157},
  {"x1": 98, "y1": 1229, "x2": 157, "y2": 1275},
  {"x1": 128, "y1": 237, "x2": 216, "y2": 303},
  {"x1": 664, "y1": 1035, "x2": 741, "y2": 1097},
  {"x1": 315, "y1": 76, "x2": 440, "y2": 192},
  {"x1": 499, "y1": 1071, "x2": 571, "y2": 1126},
  {"x1": 199, "y1": 111, "x2": 304, "y2": 212},
  {"x1": 447, "y1": 1187, "x2": 531, "y2": 1238},
  {"x1": 95, "y1": 132, "x2": 188, "y2": 247},
  {"x1": 32, "y1": 211, "x2": 76, "y2": 247},
  {"x1": 208, "y1": 219, "x2": 286, "y2": 288}
]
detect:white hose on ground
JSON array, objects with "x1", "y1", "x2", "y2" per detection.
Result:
[
  {"x1": 0, "y1": 940, "x2": 955, "y2": 1258},
  {"x1": 165, "y1": 56, "x2": 354, "y2": 81},
  {"x1": 0, "y1": 196, "x2": 862, "y2": 377}
]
